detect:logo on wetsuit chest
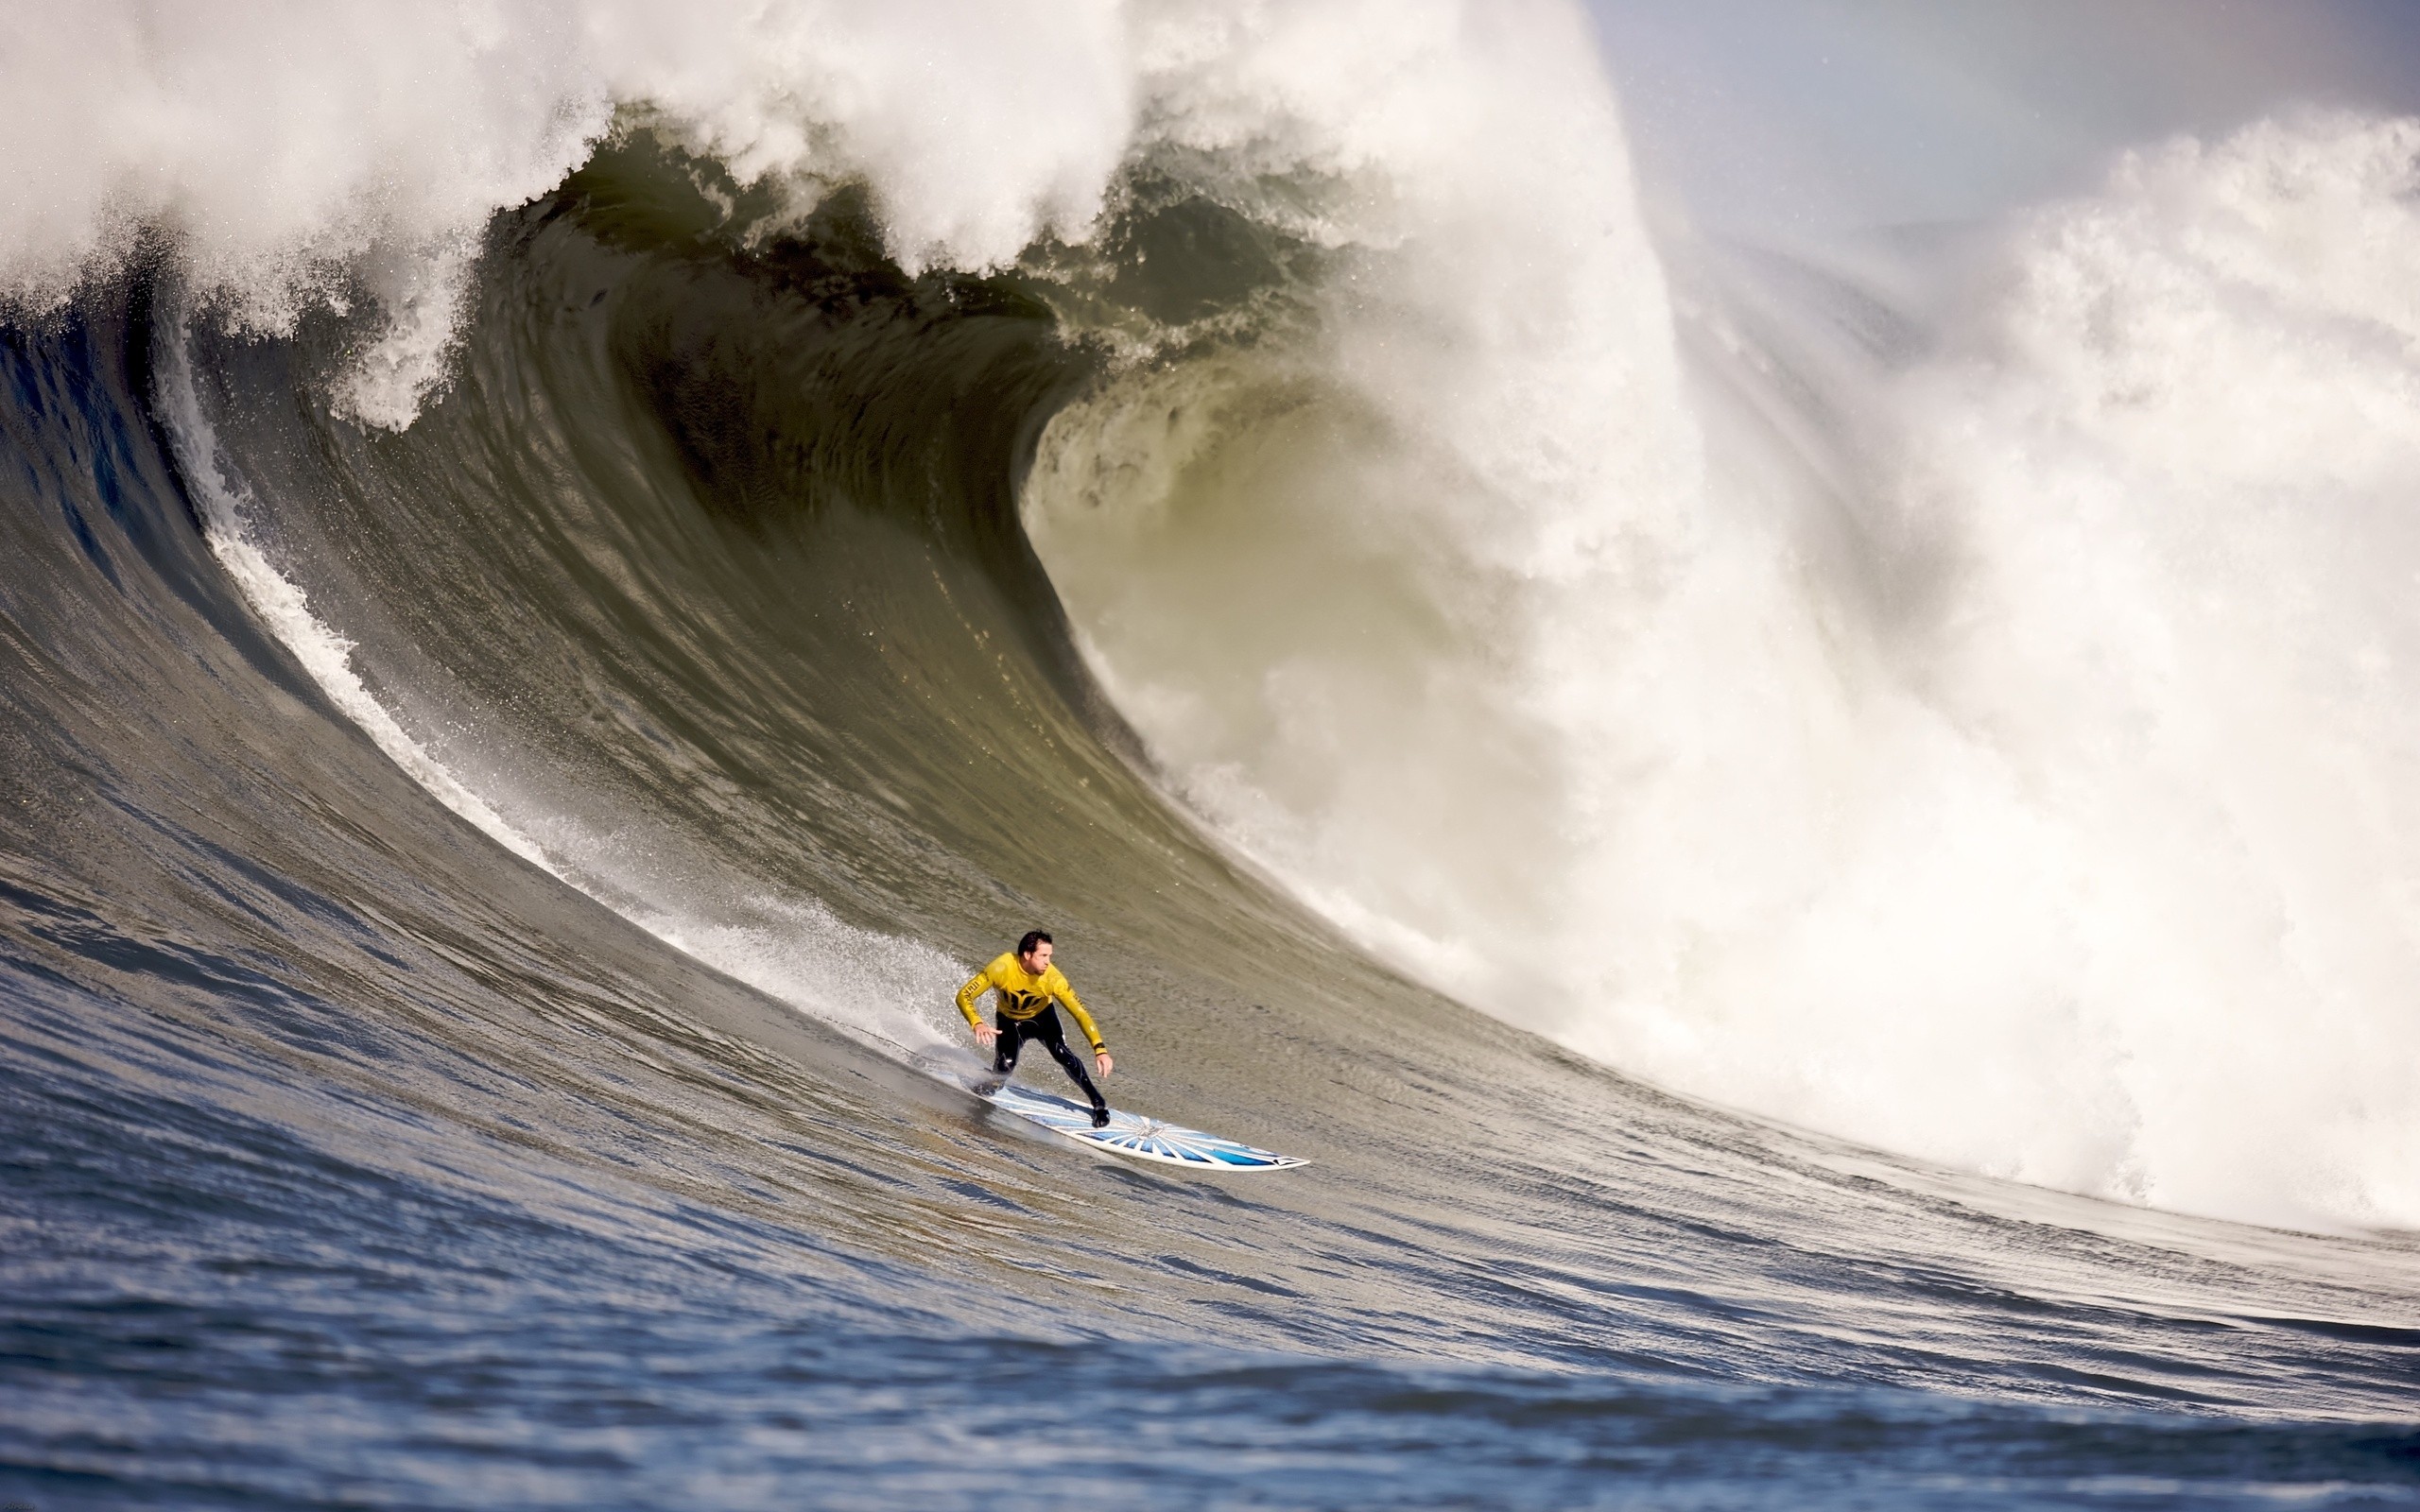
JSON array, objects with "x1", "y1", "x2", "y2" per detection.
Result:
[{"x1": 1004, "y1": 989, "x2": 1050, "y2": 1017}]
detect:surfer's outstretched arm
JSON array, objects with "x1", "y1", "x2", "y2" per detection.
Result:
[{"x1": 955, "y1": 968, "x2": 998, "y2": 1047}]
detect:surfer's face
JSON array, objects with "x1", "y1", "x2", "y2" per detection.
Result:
[{"x1": 1020, "y1": 942, "x2": 1052, "y2": 975}]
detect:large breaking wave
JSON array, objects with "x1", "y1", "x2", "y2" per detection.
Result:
[
  {"x1": 12, "y1": 0, "x2": 2420, "y2": 1231},
  {"x1": 1031, "y1": 105, "x2": 2420, "y2": 1230},
  {"x1": 9, "y1": 4, "x2": 2420, "y2": 1503},
  {"x1": 23, "y1": 0, "x2": 2420, "y2": 1233}
]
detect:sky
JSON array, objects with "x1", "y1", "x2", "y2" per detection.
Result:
[{"x1": 1584, "y1": 0, "x2": 2420, "y2": 238}]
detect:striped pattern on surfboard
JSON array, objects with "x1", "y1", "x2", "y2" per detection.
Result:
[{"x1": 985, "y1": 1082, "x2": 1305, "y2": 1170}]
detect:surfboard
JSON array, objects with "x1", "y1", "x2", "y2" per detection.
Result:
[{"x1": 983, "y1": 1082, "x2": 1305, "y2": 1171}]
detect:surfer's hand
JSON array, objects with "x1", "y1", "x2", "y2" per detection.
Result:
[
  {"x1": 1095, "y1": 1051, "x2": 1114, "y2": 1078},
  {"x1": 974, "y1": 1023, "x2": 996, "y2": 1048}
]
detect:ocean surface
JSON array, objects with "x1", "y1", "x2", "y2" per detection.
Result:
[{"x1": 6, "y1": 4, "x2": 2420, "y2": 1506}]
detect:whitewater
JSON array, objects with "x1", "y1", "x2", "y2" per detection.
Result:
[{"x1": 5, "y1": 2, "x2": 2419, "y2": 1507}]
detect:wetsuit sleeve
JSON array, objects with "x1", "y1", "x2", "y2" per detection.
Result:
[
  {"x1": 1050, "y1": 971, "x2": 1107, "y2": 1053},
  {"x1": 955, "y1": 962, "x2": 999, "y2": 1031}
]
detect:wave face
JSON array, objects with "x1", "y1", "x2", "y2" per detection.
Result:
[{"x1": 8, "y1": 4, "x2": 2420, "y2": 1506}]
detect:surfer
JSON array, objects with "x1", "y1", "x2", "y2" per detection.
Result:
[{"x1": 958, "y1": 930, "x2": 1115, "y2": 1127}]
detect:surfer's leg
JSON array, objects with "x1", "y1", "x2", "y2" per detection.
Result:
[
  {"x1": 1033, "y1": 1009, "x2": 1109, "y2": 1125},
  {"x1": 991, "y1": 1012, "x2": 1027, "y2": 1076}
]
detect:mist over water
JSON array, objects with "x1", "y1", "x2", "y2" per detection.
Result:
[
  {"x1": 1028, "y1": 92, "x2": 2420, "y2": 1226},
  {"x1": 8, "y1": 2, "x2": 2420, "y2": 1506}
]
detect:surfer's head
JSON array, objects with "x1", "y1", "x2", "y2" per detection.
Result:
[{"x1": 1017, "y1": 929, "x2": 1053, "y2": 973}]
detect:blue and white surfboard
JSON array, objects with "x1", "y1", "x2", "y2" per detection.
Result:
[{"x1": 984, "y1": 1082, "x2": 1305, "y2": 1171}]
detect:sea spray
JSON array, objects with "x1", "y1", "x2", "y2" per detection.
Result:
[
  {"x1": 2, "y1": 0, "x2": 1134, "y2": 424},
  {"x1": 1031, "y1": 111, "x2": 2420, "y2": 1229}
]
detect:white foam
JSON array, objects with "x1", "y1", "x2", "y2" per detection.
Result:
[
  {"x1": 7, "y1": 0, "x2": 1136, "y2": 427},
  {"x1": 1033, "y1": 102, "x2": 2420, "y2": 1231}
]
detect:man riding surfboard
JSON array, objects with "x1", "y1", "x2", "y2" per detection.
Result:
[{"x1": 957, "y1": 929, "x2": 1114, "y2": 1126}]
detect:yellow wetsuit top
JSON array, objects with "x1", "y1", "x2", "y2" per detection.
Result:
[{"x1": 955, "y1": 953, "x2": 1107, "y2": 1054}]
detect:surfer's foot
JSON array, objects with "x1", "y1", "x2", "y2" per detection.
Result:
[
  {"x1": 1090, "y1": 1106, "x2": 1110, "y2": 1128},
  {"x1": 974, "y1": 1076, "x2": 1006, "y2": 1097}
]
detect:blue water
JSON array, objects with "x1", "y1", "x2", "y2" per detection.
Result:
[{"x1": 10, "y1": 961, "x2": 2415, "y2": 1511}]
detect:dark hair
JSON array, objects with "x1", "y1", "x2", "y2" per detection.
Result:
[{"x1": 1016, "y1": 929, "x2": 1053, "y2": 957}]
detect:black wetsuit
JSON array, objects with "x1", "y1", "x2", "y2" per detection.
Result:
[{"x1": 993, "y1": 1005, "x2": 1107, "y2": 1115}]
